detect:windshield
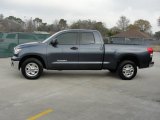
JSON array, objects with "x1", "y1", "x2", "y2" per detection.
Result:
[{"x1": 42, "y1": 31, "x2": 61, "y2": 43}]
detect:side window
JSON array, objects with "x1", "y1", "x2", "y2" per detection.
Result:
[
  {"x1": 80, "y1": 32, "x2": 95, "y2": 44},
  {"x1": 57, "y1": 32, "x2": 77, "y2": 45}
]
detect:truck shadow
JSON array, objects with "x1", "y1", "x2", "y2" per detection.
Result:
[{"x1": 41, "y1": 70, "x2": 119, "y2": 80}]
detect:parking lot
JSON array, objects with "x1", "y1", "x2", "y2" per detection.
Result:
[{"x1": 0, "y1": 52, "x2": 160, "y2": 120}]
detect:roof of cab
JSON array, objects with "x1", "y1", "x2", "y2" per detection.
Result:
[{"x1": 60, "y1": 29, "x2": 98, "y2": 32}]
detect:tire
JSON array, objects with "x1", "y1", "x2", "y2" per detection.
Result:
[
  {"x1": 117, "y1": 60, "x2": 137, "y2": 80},
  {"x1": 21, "y1": 58, "x2": 43, "y2": 80}
]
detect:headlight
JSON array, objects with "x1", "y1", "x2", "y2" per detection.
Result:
[{"x1": 14, "y1": 48, "x2": 21, "y2": 54}]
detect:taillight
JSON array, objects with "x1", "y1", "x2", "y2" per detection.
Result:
[{"x1": 147, "y1": 47, "x2": 153, "y2": 54}]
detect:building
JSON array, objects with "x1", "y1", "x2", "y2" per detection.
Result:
[
  {"x1": 111, "y1": 30, "x2": 153, "y2": 45},
  {"x1": 112, "y1": 29, "x2": 152, "y2": 39}
]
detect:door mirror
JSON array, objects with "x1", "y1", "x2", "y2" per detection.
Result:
[{"x1": 50, "y1": 38, "x2": 58, "y2": 47}]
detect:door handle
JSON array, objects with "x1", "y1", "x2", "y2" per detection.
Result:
[{"x1": 70, "y1": 47, "x2": 78, "y2": 50}]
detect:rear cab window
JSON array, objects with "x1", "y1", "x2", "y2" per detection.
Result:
[{"x1": 79, "y1": 32, "x2": 95, "y2": 44}]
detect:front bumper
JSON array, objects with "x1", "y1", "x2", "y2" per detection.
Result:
[
  {"x1": 11, "y1": 56, "x2": 20, "y2": 70},
  {"x1": 11, "y1": 60, "x2": 19, "y2": 69}
]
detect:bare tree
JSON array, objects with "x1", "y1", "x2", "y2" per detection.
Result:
[
  {"x1": 134, "y1": 19, "x2": 151, "y2": 33},
  {"x1": 108, "y1": 26, "x2": 121, "y2": 36},
  {"x1": 0, "y1": 14, "x2": 4, "y2": 31},
  {"x1": 158, "y1": 17, "x2": 160, "y2": 27},
  {"x1": 52, "y1": 20, "x2": 60, "y2": 32},
  {"x1": 0, "y1": 14, "x2": 4, "y2": 20},
  {"x1": 25, "y1": 18, "x2": 35, "y2": 32},
  {"x1": 117, "y1": 16, "x2": 130, "y2": 31},
  {"x1": 58, "y1": 19, "x2": 67, "y2": 30},
  {"x1": 0, "y1": 16, "x2": 24, "y2": 32},
  {"x1": 33, "y1": 18, "x2": 42, "y2": 29},
  {"x1": 127, "y1": 24, "x2": 139, "y2": 30},
  {"x1": 70, "y1": 20, "x2": 108, "y2": 37}
]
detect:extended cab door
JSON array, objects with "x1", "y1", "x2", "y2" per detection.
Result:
[
  {"x1": 47, "y1": 32, "x2": 79, "y2": 70},
  {"x1": 78, "y1": 32, "x2": 104, "y2": 70}
]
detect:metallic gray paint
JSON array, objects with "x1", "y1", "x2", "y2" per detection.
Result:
[{"x1": 11, "y1": 29, "x2": 153, "y2": 71}]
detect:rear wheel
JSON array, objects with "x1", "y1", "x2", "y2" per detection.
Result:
[
  {"x1": 118, "y1": 60, "x2": 137, "y2": 80},
  {"x1": 21, "y1": 58, "x2": 43, "y2": 80}
]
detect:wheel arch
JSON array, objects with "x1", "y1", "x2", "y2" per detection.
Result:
[
  {"x1": 117, "y1": 54, "x2": 140, "y2": 68},
  {"x1": 19, "y1": 55, "x2": 46, "y2": 69}
]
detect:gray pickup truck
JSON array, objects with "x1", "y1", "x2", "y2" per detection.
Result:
[{"x1": 11, "y1": 29, "x2": 154, "y2": 80}]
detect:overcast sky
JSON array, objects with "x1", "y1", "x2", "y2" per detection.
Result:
[{"x1": 0, "y1": 0, "x2": 160, "y2": 33}]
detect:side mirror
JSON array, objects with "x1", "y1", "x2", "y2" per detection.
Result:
[{"x1": 50, "y1": 38, "x2": 58, "y2": 47}]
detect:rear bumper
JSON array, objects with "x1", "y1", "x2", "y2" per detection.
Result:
[{"x1": 149, "y1": 61, "x2": 154, "y2": 67}]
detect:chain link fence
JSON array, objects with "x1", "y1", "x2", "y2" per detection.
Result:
[
  {"x1": 0, "y1": 32, "x2": 51, "y2": 58},
  {"x1": 104, "y1": 37, "x2": 160, "y2": 45},
  {"x1": 1, "y1": 33, "x2": 160, "y2": 58}
]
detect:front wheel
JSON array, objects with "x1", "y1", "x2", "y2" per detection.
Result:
[
  {"x1": 118, "y1": 60, "x2": 137, "y2": 80},
  {"x1": 21, "y1": 58, "x2": 43, "y2": 80}
]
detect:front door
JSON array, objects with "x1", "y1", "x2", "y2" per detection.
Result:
[{"x1": 47, "y1": 32, "x2": 79, "y2": 70}]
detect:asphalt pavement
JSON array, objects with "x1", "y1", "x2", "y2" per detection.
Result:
[{"x1": 0, "y1": 52, "x2": 160, "y2": 120}]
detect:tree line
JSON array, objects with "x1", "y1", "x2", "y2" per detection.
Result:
[{"x1": 0, "y1": 14, "x2": 160, "y2": 39}]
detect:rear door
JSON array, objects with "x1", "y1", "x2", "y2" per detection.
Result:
[{"x1": 78, "y1": 32, "x2": 104, "y2": 70}]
